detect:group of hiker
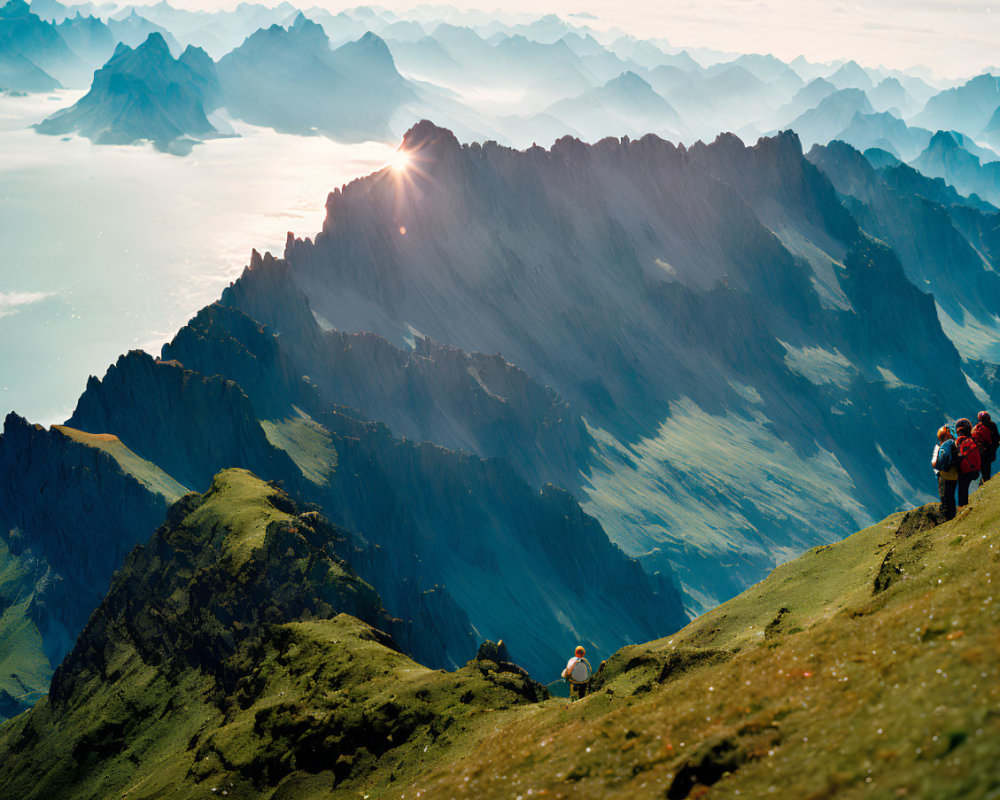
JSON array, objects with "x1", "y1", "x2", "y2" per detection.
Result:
[{"x1": 932, "y1": 411, "x2": 1000, "y2": 519}]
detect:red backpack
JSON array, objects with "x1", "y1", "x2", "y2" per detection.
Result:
[
  {"x1": 973, "y1": 422, "x2": 993, "y2": 450},
  {"x1": 957, "y1": 435, "x2": 982, "y2": 472}
]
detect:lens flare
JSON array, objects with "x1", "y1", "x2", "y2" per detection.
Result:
[{"x1": 388, "y1": 149, "x2": 411, "y2": 172}]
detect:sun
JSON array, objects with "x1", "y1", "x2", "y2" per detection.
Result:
[{"x1": 388, "y1": 149, "x2": 411, "y2": 173}]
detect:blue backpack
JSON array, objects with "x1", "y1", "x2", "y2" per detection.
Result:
[{"x1": 935, "y1": 439, "x2": 956, "y2": 472}]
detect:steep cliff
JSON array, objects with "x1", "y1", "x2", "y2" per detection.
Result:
[
  {"x1": 0, "y1": 412, "x2": 180, "y2": 720},
  {"x1": 281, "y1": 121, "x2": 976, "y2": 608}
]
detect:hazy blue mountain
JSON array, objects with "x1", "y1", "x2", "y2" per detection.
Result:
[
  {"x1": 385, "y1": 34, "x2": 470, "y2": 85},
  {"x1": 281, "y1": 121, "x2": 980, "y2": 609},
  {"x1": 560, "y1": 30, "x2": 608, "y2": 58},
  {"x1": 980, "y1": 105, "x2": 1000, "y2": 151},
  {"x1": 0, "y1": 0, "x2": 85, "y2": 86},
  {"x1": 0, "y1": 47, "x2": 58, "y2": 91},
  {"x1": 826, "y1": 59, "x2": 875, "y2": 91},
  {"x1": 868, "y1": 76, "x2": 917, "y2": 116},
  {"x1": 54, "y1": 11, "x2": 114, "y2": 69},
  {"x1": 909, "y1": 129, "x2": 1000, "y2": 207},
  {"x1": 379, "y1": 18, "x2": 425, "y2": 41},
  {"x1": 707, "y1": 53, "x2": 803, "y2": 96},
  {"x1": 911, "y1": 73, "x2": 1000, "y2": 137},
  {"x1": 543, "y1": 71, "x2": 682, "y2": 141},
  {"x1": 833, "y1": 111, "x2": 932, "y2": 161},
  {"x1": 783, "y1": 86, "x2": 874, "y2": 147},
  {"x1": 106, "y1": 8, "x2": 181, "y2": 52},
  {"x1": 35, "y1": 32, "x2": 222, "y2": 153},
  {"x1": 218, "y1": 15, "x2": 412, "y2": 141},
  {"x1": 765, "y1": 76, "x2": 836, "y2": 127},
  {"x1": 789, "y1": 54, "x2": 835, "y2": 82}
]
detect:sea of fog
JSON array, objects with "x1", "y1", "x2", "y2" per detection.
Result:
[{"x1": 0, "y1": 92, "x2": 396, "y2": 426}]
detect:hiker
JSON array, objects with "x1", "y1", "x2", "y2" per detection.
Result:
[
  {"x1": 932, "y1": 425, "x2": 959, "y2": 520},
  {"x1": 972, "y1": 411, "x2": 999, "y2": 483},
  {"x1": 954, "y1": 418, "x2": 981, "y2": 507},
  {"x1": 562, "y1": 646, "x2": 591, "y2": 700}
]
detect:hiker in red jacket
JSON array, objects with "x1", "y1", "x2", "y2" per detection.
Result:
[
  {"x1": 973, "y1": 411, "x2": 999, "y2": 483},
  {"x1": 955, "y1": 418, "x2": 981, "y2": 507}
]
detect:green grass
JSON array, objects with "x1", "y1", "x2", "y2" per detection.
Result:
[
  {"x1": 259, "y1": 410, "x2": 338, "y2": 487},
  {"x1": 52, "y1": 426, "x2": 189, "y2": 502},
  {"x1": 4, "y1": 472, "x2": 1000, "y2": 799},
  {"x1": 400, "y1": 480, "x2": 1000, "y2": 799},
  {"x1": 184, "y1": 468, "x2": 297, "y2": 567},
  {"x1": 0, "y1": 538, "x2": 50, "y2": 722}
]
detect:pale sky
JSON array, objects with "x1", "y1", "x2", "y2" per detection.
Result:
[{"x1": 132, "y1": 0, "x2": 999, "y2": 78}]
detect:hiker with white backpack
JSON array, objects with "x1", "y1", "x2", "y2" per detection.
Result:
[
  {"x1": 562, "y1": 646, "x2": 592, "y2": 700},
  {"x1": 932, "y1": 425, "x2": 959, "y2": 520}
]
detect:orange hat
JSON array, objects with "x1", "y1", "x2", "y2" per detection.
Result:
[
  {"x1": 937, "y1": 426, "x2": 952, "y2": 442},
  {"x1": 575, "y1": 646, "x2": 586, "y2": 656}
]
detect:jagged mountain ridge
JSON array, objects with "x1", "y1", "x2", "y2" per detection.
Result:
[
  {"x1": 53, "y1": 281, "x2": 683, "y2": 678},
  {"x1": 807, "y1": 139, "x2": 1000, "y2": 362},
  {"x1": 279, "y1": 121, "x2": 979, "y2": 610}
]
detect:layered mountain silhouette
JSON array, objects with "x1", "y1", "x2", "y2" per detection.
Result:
[
  {"x1": 35, "y1": 32, "x2": 222, "y2": 152},
  {"x1": 216, "y1": 14, "x2": 412, "y2": 141},
  {"x1": 0, "y1": 0, "x2": 83, "y2": 88},
  {"x1": 909, "y1": 129, "x2": 1000, "y2": 207}
]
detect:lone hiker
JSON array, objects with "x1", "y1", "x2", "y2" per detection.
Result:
[
  {"x1": 932, "y1": 425, "x2": 959, "y2": 520},
  {"x1": 955, "y1": 418, "x2": 981, "y2": 508},
  {"x1": 562, "y1": 646, "x2": 591, "y2": 700},
  {"x1": 973, "y1": 411, "x2": 999, "y2": 483}
]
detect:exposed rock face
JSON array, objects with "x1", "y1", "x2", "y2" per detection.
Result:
[
  {"x1": 35, "y1": 32, "x2": 221, "y2": 151},
  {"x1": 56, "y1": 270, "x2": 683, "y2": 678},
  {"x1": 67, "y1": 350, "x2": 302, "y2": 494},
  {"x1": 175, "y1": 250, "x2": 593, "y2": 490},
  {"x1": 808, "y1": 139, "x2": 1000, "y2": 361},
  {"x1": 280, "y1": 121, "x2": 976, "y2": 608},
  {"x1": 0, "y1": 412, "x2": 175, "y2": 719}
]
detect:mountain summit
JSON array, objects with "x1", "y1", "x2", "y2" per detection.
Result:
[{"x1": 35, "y1": 32, "x2": 222, "y2": 152}]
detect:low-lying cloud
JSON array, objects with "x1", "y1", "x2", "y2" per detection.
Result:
[{"x1": 0, "y1": 291, "x2": 50, "y2": 319}]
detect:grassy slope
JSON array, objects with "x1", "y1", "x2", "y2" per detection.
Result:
[
  {"x1": 396, "y1": 480, "x2": 1000, "y2": 800},
  {"x1": 0, "y1": 470, "x2": 546, "y2": 800},
  {"x1": 0, "y1": 538, "x2": 49, "y2": 714},
  {"x1": 51, "y1": 426, "x2": 189, "y2": 502},
  {"x1": 4, "y1": 471, "x2": 999, "y2": 799}
]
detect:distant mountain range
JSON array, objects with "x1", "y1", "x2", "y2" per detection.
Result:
[{"x1": 9, "y1": 0, "x2": 1000, "y2": 164}]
